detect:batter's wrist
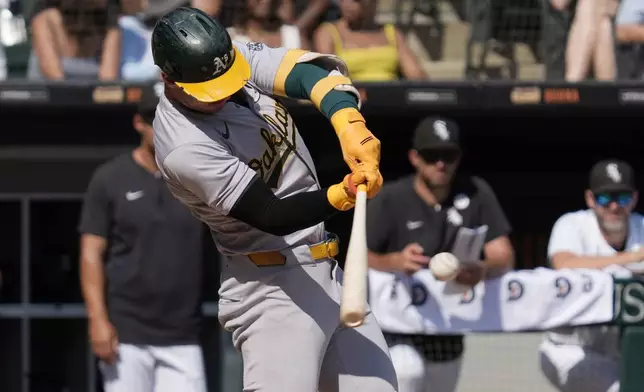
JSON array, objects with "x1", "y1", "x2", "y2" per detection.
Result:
[{"x1": 330, "y1": 108, "x2": 365, "y2": 135}]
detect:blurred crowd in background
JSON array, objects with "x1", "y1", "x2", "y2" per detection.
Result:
[{"x1": 1, "y1": 0, "x2": 644, "y2": 83}]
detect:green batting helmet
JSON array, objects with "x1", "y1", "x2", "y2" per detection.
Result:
[{"x1": 151, "y1": 7, "x2": 250, "y2": 102}]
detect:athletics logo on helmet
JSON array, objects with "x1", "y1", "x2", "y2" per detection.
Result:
[
  {"x1": 151, "y1": 7, "x2": 251, "y2": 103},
  {"x1": 212, "y1": 47, "x2": 236, "y2": 77}
]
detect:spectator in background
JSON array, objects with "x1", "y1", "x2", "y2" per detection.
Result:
[
  {"x1": 540, "y1": 159, "x2": 644, "y2": 392},
  {"x1": 227, "y1": 0, "x2": 305, "y2": 49},
  {"x1": 288, "y1": 0, "x2": 333, "y2": 36},
  {"x1": 119, "y1": 0, "x2": 189, "y2": 82},
  {"x1": 120, "y1": 0, "x2": 227, "y2": 73},
  {"x1": 366, "y1": 117, "x2": 514, "y2": 392},
  {"x1": 79, "y1": 88, "x2": 207, "y2": 392},
  {"x1": 313, "y1": 0, "x2": 426, "y2": 81},
  {"x1": 28, "y1": 0, "x2": 122, "y2": 81},
  {"x1": 615, "y1": 0, "x2": 644, "y2": 78},
  {"x1": 551, "y1": 0, "x2": 617, "y2": 81},
  {"x1": 191, "y1": 0, "x2": 222, "y2": 17},
  {"x1": 616, "y1": 0, "x2": 644, "y2": 39}
]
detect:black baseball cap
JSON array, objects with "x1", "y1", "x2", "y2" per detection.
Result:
[
  {"x1": 589, "y1": 159, "x2": 636, "y2": 194},
  {"x1": 136, "y1": 86, "x2": 160, "y2": 124},
  {"x1": 412, "y1": 117, "x2": 461, "y2": 151}
]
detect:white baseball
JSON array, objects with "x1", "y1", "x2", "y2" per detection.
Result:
[{"x1": 430, "y1": 252, "x2": 461, "y2": 281}]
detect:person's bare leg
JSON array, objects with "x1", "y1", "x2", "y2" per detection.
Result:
[
  {"x1": 593, "y1": 0, "x2": 617, "y2": 80},
  {"x1": 565, "y1": 0, "x2": 600, "y2": 81}
]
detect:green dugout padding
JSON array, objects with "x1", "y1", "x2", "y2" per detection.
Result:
[
  {"x1": 621, "y1": 327, "x2": 644, "y2": 392},
  {"x1": 614, "y1": 279, "x2": 644, "y2": 391}
]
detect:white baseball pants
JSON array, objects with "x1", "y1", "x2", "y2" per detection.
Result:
[
  {"x1": 218, "y1": 245, "x2": 399, "y2": 392},
  {"x1": 539, "y1": 340, "x2": 619, "y2": 392},
  {"x1": 388, "y1": 343, "x2": 462, "y2": 392},
  {"x1": 99, "y1": 344, "x2": 206, "y2": 392}
]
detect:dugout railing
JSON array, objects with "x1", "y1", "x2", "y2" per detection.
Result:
[
  {"x1": 0, "y1": 192, "x2": 230, "y2": 392},
  {"x1": 2, "y1": 80, "x2": 644, "y2": 391}
]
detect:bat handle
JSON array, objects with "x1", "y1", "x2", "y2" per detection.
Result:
[{"x1": 340, "y1": 181, "x2": 369, "y2": 328}]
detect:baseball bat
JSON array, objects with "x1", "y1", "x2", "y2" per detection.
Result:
[{"x1": 340, "y1": 183, "x2": 369, "y2": 328}]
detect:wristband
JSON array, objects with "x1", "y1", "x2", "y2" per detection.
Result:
[{"x1": 310, "y1": 75, "x2": 353, "y2": 110}]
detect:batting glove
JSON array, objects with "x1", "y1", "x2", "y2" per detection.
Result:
[
  {"x1": 327, "y1": 172, "x2": 366, "y2": 211},
  {"x1": 330, "y1": 108, "x2": 383, "y2": 198}
]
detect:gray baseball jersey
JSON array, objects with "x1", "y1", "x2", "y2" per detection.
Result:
[
  {"x1": 152, "y1": 42, "x2": 399, "y2": 392},
  {"x1": 153, "y1": 42, "x2": 345, "y2": 256}
]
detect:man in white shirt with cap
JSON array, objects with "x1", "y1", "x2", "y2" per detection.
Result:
[{"x1": 540, "y1": 159, "x2": 644, "y2": 392}]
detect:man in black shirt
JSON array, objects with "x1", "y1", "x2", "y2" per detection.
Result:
[
  {"x1": 366, "y1": 117, "x2": 515, "y2": 392},
  {"x1": 78, "y1": 88, "x2": 207, "y2": 392}
]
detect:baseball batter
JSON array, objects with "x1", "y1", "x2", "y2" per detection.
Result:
[{"x1": 150, "y1": 7, "x2": 398, "y2": 392}]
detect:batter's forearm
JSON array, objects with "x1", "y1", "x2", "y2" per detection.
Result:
[
  {"x1": 283, "y1": 63, "x2": 359, "y2": 119},
  {"x1": 80, "y1": 255, "x2": 109, "y2": 322},
  {"x1": 230, "y1": 176, "x2": 340, "y2": 236}
]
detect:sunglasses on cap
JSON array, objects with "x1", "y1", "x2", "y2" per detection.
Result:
[
  {"x1": 594, "y1": 192, "x2": 634, "y2": 208},
  {"x1": 418, "y1": 149, "x2": 461, "y2": 164}
]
